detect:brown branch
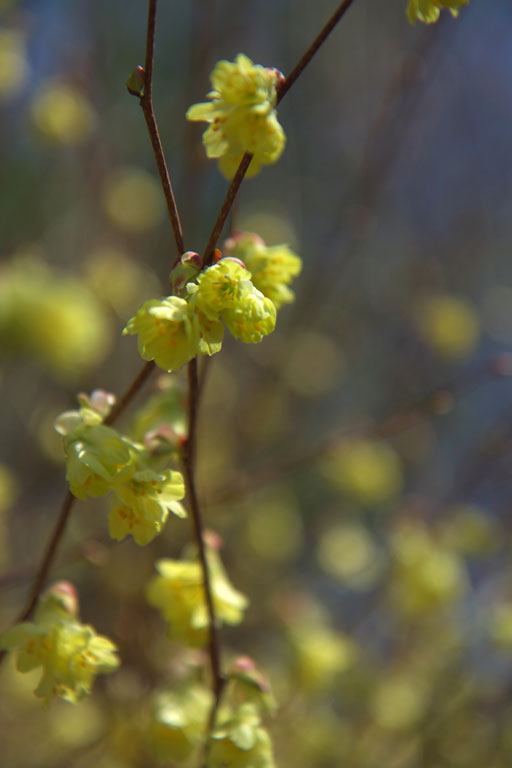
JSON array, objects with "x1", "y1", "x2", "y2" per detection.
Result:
[
  {"x1": 202, "y1": 0, "x2": 359, "y2": 265},
  {"x1": 104, "y1": 360, "x2": 155, "y2": 426},
  {"x1": 139, "y1": 0, "x2": 184, "y2": 256},
  {"x1": 182, "y1": 359, "x2": 224, "y2": 707}
]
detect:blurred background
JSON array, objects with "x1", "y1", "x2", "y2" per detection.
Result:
[{"x1": 2, "y1": 0, "x2": 512, "y2": 765}]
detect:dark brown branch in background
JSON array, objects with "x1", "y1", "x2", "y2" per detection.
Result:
[
  {"x1": 202, "y1": 0, "x2": 358, "y2": 265},
  {"x1": 207, "y1": 355, "x2": 512, "y2": 507},
  {"x1": 140, "y1": 0, "x2": 184, "y2": 256}
]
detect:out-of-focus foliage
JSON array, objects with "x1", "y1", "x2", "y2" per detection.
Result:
[{"x1": 2, "y1": 0, "x2": 512, "y2": 767}]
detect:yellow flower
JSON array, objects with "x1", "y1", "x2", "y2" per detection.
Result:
[
  {"x1": 55, "y1": 404, "x2": 138, "y2": 500},
  {"x1": 188, "y1": 258, "x2": 276, "y2": 344},
  {"x1": 146, "y1": 549, "x2": 248, "y2": 646},
  {"x1": 148, "y1": 685, "x2": 212, "y2": 762},
  {"x1": 224, "y1": 232, "x2": 301, "y2": 309},
  {"x1": 208, "y1": 704, "x2": 275, "y2": 768},
  {"x1": 123, "y1": 296, "x2": 201, "y2": 372},
  {"x1": 407, "y1": 0, "x2": 469, "y2": 24},
  {"x1": 187, "y1": 54, "x2": 285, "y2": 179},
  {"x1": 109, "y1": 468, "x2": 186, "y2": 546},
  {"x1": 0, "y1": 582, "x2": 119, "y2": 703}
]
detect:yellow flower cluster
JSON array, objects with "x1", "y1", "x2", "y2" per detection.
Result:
[
  {"x1": 124, "y1": 256, "x2": 280, "y2": 373},
  {"x1": 187, "y1": 54, "x2": 285, "y2": 179},
  {"x1": 0, "y1": 582, "x2": 119, "y2": 703},
  {"x1": 55, "y1": 392, "x2": 186, "y2": 545}
]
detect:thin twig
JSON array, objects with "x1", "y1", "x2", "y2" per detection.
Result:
[
  {"x1": 104, "y1": 360, "x2": 155, "y2": 426},
  {"x1": 203, "y1": 153, "x2": 254, "y2": 266},
  {"x1": 140, "y1": 0, "x2": 184, "y2": 256},
  {"x1": 202, "y1": 0, "x2": 358, "y2": 265},
  {"x1": 182, "y1": 360, "x2": 223, "y2": 705}
]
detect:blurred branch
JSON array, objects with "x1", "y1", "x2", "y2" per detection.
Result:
[
  {"x1": 139, "y1": 0, "x2": 185, "y2": 256},
  {"x1": 207, "y1": 354, "x2": 512, "y2": 506},
  {"x1": 202, "y1": 0, "x2": 359, "y2": 266}
]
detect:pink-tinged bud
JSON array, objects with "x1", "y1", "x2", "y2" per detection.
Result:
[
  {"x1": 219, "y1": 256, "x2": 248, "y2": 271},
  {"x1": 233, "y1": 655, "x2": 257, "y2": 673},
  {"x1": 126, "y1": 65, "x2": 145, "y2": 97},
  {"x1": 144, "y1": 424, "x2": 179, "y2": 449},
  {"x1": 46, "y1": 581, "x2": 79, "y2": 616},
  {"x1": 181, "y1": 251, "x2": 202, "y2": 269},
  {"x1": 203, "y1": 529, "x2": 223, "y2": 550},
  {"x1": 224, "y1": 231, "x2": 265, "y2": 253},
  {"x1": 266, "y1": 67, "x2": 286, "y2": 92}
]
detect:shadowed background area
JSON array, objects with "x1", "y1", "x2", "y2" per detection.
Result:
[{"x1": 2, "y1": 0, "x2": 512, "y2": 766}]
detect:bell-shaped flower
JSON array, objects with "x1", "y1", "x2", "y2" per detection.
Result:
[
  {"x1": 109, "y1": 468, "x2": 186, "y2": 546},
  {"x1": 186, "y1": 54, "x2": 285, "y2": 179},
  {"x1": 123, "y1": 296, "x2": 201, "y2": 372},
  {"x1": 208, "y1": 704, "x2": 275, "y2": 768},
  {"x1": 188, "y1": 258, "x2": 276, "y2": 344},
  {"x1": 146, "y1": 548, "x2": 248, "y2": 646},
  {"x1": 55, "y1": 403, "x2": 138, "y2": 500},
  {"x1": 221, "y1": 282, "x2": 276, "y2": 343},
  {"x1": 224, "y1": 232, "x2": 302, "y2": 309},
  {"x1": 0, "y1": 582, "x2": 119, "y2": 703},
  {"x1": 407, "y1": 0, "x2": 468, "y2": 23},
  {"x1": 148, "y1": 685, "x2": 212, "y2": 762}
]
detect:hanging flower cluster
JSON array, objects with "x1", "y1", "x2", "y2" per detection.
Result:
[
  {"x1": 124, "y1": 255, "x2": 283, "y2": 373},
  {"x1": 146, "y1": 545, "x2": 248, "y2": 646},
  {"x1": 186, "y1": 53, "x2": 285, "y2": 179},
  {"x1": 148, "y1": 657, "x2": 276, "y2": 766},
  {"x1": 406, "y1": 0, "x2": 469, "y2": 23},
  {"x1": 55, "y1": 391, "x2": 186, "y2": 545},
  {"x1": 0, "y1": 582, "x2": 119, "y2": 703},
  {"x1": 223, "y1": 232, "x2": 302, "y2": 309}
]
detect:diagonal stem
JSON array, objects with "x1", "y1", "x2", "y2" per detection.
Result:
[{"x1": 140, "y1": 0, "x2": 184, "y2": 256}]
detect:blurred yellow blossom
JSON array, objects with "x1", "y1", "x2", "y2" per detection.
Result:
[
  {"x1": 0, "y1": 28, "x2": 29, "y2": 101},
  {"x1": 103, "y1": 167, "x2": 164, "y2": 233},
  {"x1": 320, "y1": 438, "x2": 403, "y2": 507},
  {"x1": 31, "y1": 82, "x2": 96, "y2": 144},
  {"x1": 415, "y1": 294, "x2": 480, "y2": 360},
  {"x1": 389, "y1": 521, "x2": 468, "y2": 618}
]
